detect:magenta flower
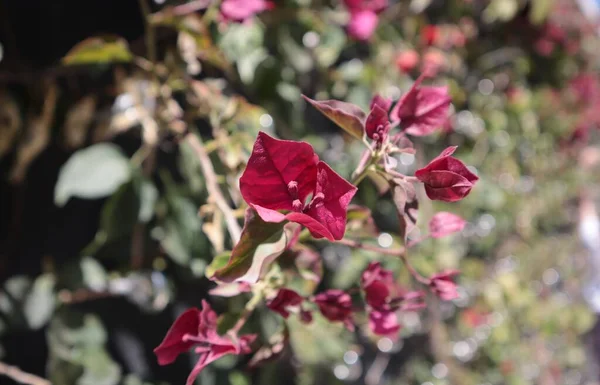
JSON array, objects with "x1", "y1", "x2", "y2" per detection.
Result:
[
  {"x1": 239, "y1": 132, "x2": 357, "y2": 241},
  {"x1": 266, "y1": 288, "x2": 304, "y2": 319},
  {"x1": 343, "y1": 0, "x2": 388, "y2": 41},
  {"x1": 428, "y1": 212, "x2": 467, "y2": 238},
  {"x1": 154, "y1": 301, "x2": 256, "y2": 385},
  {"x1": 220, "y1": 0, "x2": 273, "y2": 23},
  {"x1": 313, "y1": 289, "x2": 354, "y2": 330},
  {"x1": 415, "y1": 146, "x2": 478, "y2": 202},
  {"x1": 360, "y1": 262, "x2": 424, "y2": 339},
  {"x1": 429, "y1": 270, "x2": 460, "y2": 301},
  {"x1": 366, "y1": 94, "x2": 392, "y2": 143},
  {"x1": 391, "y1": 74, "x2": 451, "y2": 137}
]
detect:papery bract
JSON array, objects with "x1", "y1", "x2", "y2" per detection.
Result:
[
  {"x1": 361, "y1": 261, "x2": 398, "y2": 311},
  {"x1": 347, "y1": 10, "x2": 379, "y2": 41},
  {"x1": 360, "y1": 262, "x2": 403, "y2": 338},
  {"x1": 368, "y1": 310, "x2": 400, "y2": 339},
  {"x1": 370, "y1": 94, "x2": 392, "y2": 113},
  {"x1": 415, "y1": 146, "x2": 478, "y2": 202},
  {"x1": 266, "y1": 288, "x2": 304, "y2": 319},
  {"x1": 303, "y1": 96, "x2": 366, "y2": 140},
  {"x1": 429, "y1": 212, "x2": 467, "y2": 238},
  {"x1": 314, "y1": 289, "x2": 354, "y2": 330},
  {"x1": 396, "y1": 50, "x2": 419, "y2": 73},
  {"x1": 429, "y1": 270, "x2": 460, "y2": 301},
  {"x1": 344, "y1": 0, "x2": 388, "y2": 10},
  {"x1": 391, "y1": 75, "x2": 451, "y2": 137},
  {"x1": 220, "y1": 0, "x2": 272, "y2": 22},
  {"x1": 343, "y1": 0, "x2": 388, "y2": 40},
  {"x1": 365, "y1": 104, "x2": 390, "y2": 141},
  {"x1": 240, "y1": 131, "x2": 317, "y2": 212},
  {"x1": 154, "y1": 301, "x2": 255, "y2": 385},
  {"x1": 240, "y1": 132, "x2": 357, "y2": 241}
]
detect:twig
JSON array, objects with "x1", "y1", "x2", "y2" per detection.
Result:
[
  {"x1": 58, "y1": 289, "x2": 115, "y2": 305},
  {"x1": 336, "y1": 238, "x2": 405, "y2": 256},
  {"x1": 171, "y1": 0, "x2": 212, "y2": 16},
  {"x1": 185, "y1": 133, "x2": 242, "y2": 243},
  {"x1": 138, "y1": 0, "x2": 157, "y2": 64},
  {"x1": 428, "y1": 296, "x2": 475, "y2": 385},
  {"x1": 399, "y1": 251, "x2": 430, "y2": 285},
  {"x1": 365, "y1": 352, "x2": 390, "y2": 385},
  {"x1": 0, "y1": 361, "x2": 51, "y2": 385}
]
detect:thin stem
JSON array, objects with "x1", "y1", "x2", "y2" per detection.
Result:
[
  {"x1": 406, "y1": 234, "x2": 430, "y2": 248},
  {"x1": 171, "y1": 0, "x2": 212, "y2": 16},
  {"x1": 138, "y1": 0, "x2": 156, "y2": 64},
  {"x1": 231, "y1": 291, "x2": 263, "y2": 334},
  {"x1": 0, "y1": 361, "x2": 51, "y2": 385},
  {"x1": 185, "y1": 133, "x2": 242, "y2": 243},
  {"x1": 336, "y1": 238, "x2": 405, "y2": 256},
  {"x1": 399, "y1": 250, "x2": 430, "y2": 285},
  {"x1": 365, "y1": 353, "x2": 391, "y2": 385},
  {"x1": 58, "y1": 289, "x2": 115, "y2": 305},
  {"x1": 351, "y1": 156, "x2": 376, "y2": 186}
]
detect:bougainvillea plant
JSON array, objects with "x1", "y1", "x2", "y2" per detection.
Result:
[{"x1": 153, "y1": 71, "x2": 477, "y2": 384}]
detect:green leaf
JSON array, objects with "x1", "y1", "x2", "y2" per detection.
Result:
[
  {"x1": 156, "y1": 191, "x2": 205, "y2": 265},
  {"x1": 80, "y1": 257, "x2": 108, "y2": 292},
  {"x1": 178, "y1": 141, "x2": 205, "y2": 194},
  {"x1": 78, "y1": 348, "x2": 122, "y2": 385},
  {"x1": 302, "y1": 96, "x2": 365, "y2": 140},
  {"x1": 23, "y1": 273, "x2": 56, "y2": 329},
  {"x1": 219, "y1": 22, "x2": 264, "y2": 62},
  {"x1": 214, "y1": 209, "x2": 287, "y2": 283},
  {"x1": 62, "y1": 36, "x2": 133, "y2": 65},
  {"x1": 138, "y1": 179, "x2": 158, "y2": 223},
  {"x1": 279, "y1": 28, "x2": 313, "y2": 73},
  {"x1": 47, "y1": 313, "x2": 121, "y2": 385},
  {"x1": 205, "y1": 252, "x2": 232, "y2": 279},
  {"x1": 314, "y1": 26, "x2": 346, "y2": 68},
  {"x1": 288, "y1": 313, "x2": 348, "y2": 364},
  {"x1": 529, "y1": 0, "x2": 553, "y2": 25},
  {"x1": 99, "y1": 181, "x2": 140, "y2": 241},
  {"x1": 54, "y1": 143, "x2": 131, "y2": 207}
]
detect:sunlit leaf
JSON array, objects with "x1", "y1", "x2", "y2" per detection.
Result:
[
  {"x1": 303, "y1": 96, "x2": 365, "y2": 140},
  {"x1": 214, "y1": 209, "x2": 287, "y2": 283},
  {"x1": 62, "y1": 36, "x2": 133, "y2": 65},
  {"x1": 23, "y1": 273, "x2": 55, "y2": 329},
  {"x1": 54, "y1": 143, "x2": 131, "y2": 206}
]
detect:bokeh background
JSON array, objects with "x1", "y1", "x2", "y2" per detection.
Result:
[{"x1": 2, "y1": 0, "x2": 600, "y2": 384}]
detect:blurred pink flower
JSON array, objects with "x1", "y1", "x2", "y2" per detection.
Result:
[
  {"x1": 220, "y1": 0, "x2": 273, "y2": 23},
  {"x1": 343, "y1": 0, "x2": 388, "y2": 41}
]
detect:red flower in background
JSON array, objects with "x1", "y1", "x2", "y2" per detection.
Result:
[
  {"x1": 429, "y1": 270, "x2": 460, "y2": 300},
  {"x1": 415, "y1": 146, "x2": 478, "y2": 202},
  {"x1": 240, "y1": 132, "x2": 357, "y2": 241},
  {"x1": 220, "y1": 0, "x2": 273, "y2": 22},
  {"x1": 391, "y1": 74, "x2": 451, "y2": 137},
  {"x1": 361, "y1": 262, "x2": 424, "y2": 339},
  {"x1": 428, "y1": 212, "x2": 467, "y2": 238},
  {"x1": 421, "y1": 25, "x2": 440, "y2": 46},
  {"x1": 314, "y1": 289, "x2": 354, "y2": 330},
  {"x1": 344, "y1": 0, "x2": 388, "y2": 41},
  {"x1": 421, "y1": 50, "x2": 447, "y2": 76},
  {"x1": 396, "y1": 50, "x2": 420, "y2": 73},
  {"x1": 154, "y1": 301, "x2": 255, "y2": 385},
  {"x1": 266, "y1": 288, "x2": 304, "y2": 319}
]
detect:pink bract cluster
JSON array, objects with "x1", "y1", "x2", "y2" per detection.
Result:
[{"x1": 154, "y1": 72, "x2": 477, "y2": 379}]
